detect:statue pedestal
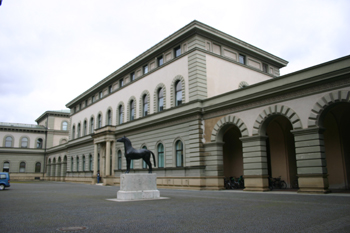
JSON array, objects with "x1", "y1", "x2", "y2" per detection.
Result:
[{"x1": 117, "y1": 173, "x2": 160, "y2": 200}]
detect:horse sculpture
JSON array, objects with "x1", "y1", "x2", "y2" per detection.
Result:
[{"x1": 116, "y1": 136, "x2": 156, "y2": 173}]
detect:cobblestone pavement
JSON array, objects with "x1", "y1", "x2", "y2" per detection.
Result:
[{"x1": 1, "y1": 182, "x2": 350, "y2": 233}]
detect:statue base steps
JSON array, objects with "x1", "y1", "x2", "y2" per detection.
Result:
[{"x1": 117, "y1": 173, "x2": 160, "y2": 201}]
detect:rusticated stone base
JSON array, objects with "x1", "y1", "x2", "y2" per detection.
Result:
[
  {"x1": 297, "y1": 175, "x2": 331, "y2": 194},
  {"x1": 117, "y1": 173, "x2": 160, "y2": 200},
  {"x1": 243, "y1": 176, "x2": 270, "y2": 192}
]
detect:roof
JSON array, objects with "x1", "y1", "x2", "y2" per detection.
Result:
[{"x1": 35, "y1": 110, "x2": 70, "y2": 123}]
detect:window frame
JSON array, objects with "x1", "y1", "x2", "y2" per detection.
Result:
[
  {"x1": 239, "y1": 54, "x2": 246, "y2": 65},
  {"x1": 157, "y1": 56, "x2": 163, "y2": 67},
  {"x1": 174, "y1": 46, "x2": 181, "y2": 58}
]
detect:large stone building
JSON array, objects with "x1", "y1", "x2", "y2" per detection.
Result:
[{"x1": 1, "y1": 21, "x2": 349, "y2": 193}]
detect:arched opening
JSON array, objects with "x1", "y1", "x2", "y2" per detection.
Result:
[
  {"x1": 322, "y1": 102, "x2": 350, "y2": 190},
  {"x1": 265, "y1": 115, "x2": 297, "y2": 188},
  {"x1": 222, "y1": 125, "x2": 243, "y2": 180}
]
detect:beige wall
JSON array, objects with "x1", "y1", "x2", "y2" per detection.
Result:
[
  {"x1": 206, "y1": 54, "x2": 272, "y2": 98},
  {"x1": 1, "y1": 131, "x2": 45, "y2": 148},
  {"x1": 71, "y1": 56, "x2": 189, "y2": 129}
]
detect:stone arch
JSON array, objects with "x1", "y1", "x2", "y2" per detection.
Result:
[
  {"x1": 211, "y1": 115, "x2": 249, "y2": 142},
  {"x1": 139, "y1": 90, "x2": 151, "y2": 117},
  {"x1": 252, "y1": 105, "x2": 302, "y2": 136},
  {"x1": 3, "y1": 134, "x2": 14, "y2": 147},
  {"x1": 170, "y1": 75, "x2": 186, "y2": 108},
  {"x1": 116, "y1": 101, "x2": 125, "y2": 125},
  {"x1": 308, "y1": 90, "x2": 350, "y2": 128},
  {"x1": 153, "y1": 83, "x2": 167, "y2": 112},
  {"x1": 127, "y1": 96, "x2": 137, "y2": 121},
  {"x1": 19, "y1": 135, "x2": 30, "y2": 148}
]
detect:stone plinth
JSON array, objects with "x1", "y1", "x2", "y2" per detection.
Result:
[{"x1": 117, "y1": 173, "x2": 160, "y2": 200}]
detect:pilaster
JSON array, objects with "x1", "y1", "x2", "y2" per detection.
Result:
[{"x1": 291, "y1": 127, "x2": 330, "y2": 193}]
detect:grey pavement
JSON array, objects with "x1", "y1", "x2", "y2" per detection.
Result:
[{"x1": 1, "y1": 181, "x2": 350, "y2": 233}]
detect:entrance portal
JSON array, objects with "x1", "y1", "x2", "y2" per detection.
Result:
[
  {"x1": 323, "y1": 103, "x2": 350, "y2": 189},
  {"x1": 223, "y1": 125, "x2": 243, "y2": 179},
  {"x1": 265, "y1": 116, "x2": 297, "y2": 188}
]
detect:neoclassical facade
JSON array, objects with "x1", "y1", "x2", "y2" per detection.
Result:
[{"x1": 1, "y1": 21, "x2": 349, "y2": 193}]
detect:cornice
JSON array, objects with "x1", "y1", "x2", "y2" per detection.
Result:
[{"x1": 0, "y1": 147, "x2": 45, "y2": 154}]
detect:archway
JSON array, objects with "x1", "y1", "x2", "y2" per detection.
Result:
[
  {"x1": 265, "y1": 115, "x2": 297, "y2": 188},
  {"x1": 223, "y1": 125, "x2": 243, "y2": 180},
  {"x1": 322, "y1": 102, "x2": 350, "y2": 189}
]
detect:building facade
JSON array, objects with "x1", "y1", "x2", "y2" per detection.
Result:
[{"x1": 1, "y1": 21, "x2": 349, "y2": 193}]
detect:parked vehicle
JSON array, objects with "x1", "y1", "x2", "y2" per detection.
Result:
[
  {"x1": 268, "y1": 176, "x2": 287, "y2": 190},
  {"x1": 0, "y1": 172, "x2": 10, "y2": 190},
  {"x1": 224, "y1": 176, "x2": 245, "y2": 189}
]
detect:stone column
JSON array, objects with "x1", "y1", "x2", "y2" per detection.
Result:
[
  {"x1": 291, "y1": 128, "x2": 330, "y2": 193},
  {"x1": 240, "y1": 136, "x2": 270, "y2": 192},
  {"x1": 61, "y1": 161, "x2": 66, "y2": 182},
  {"x1": 111, "y1": 141, "x2": 116, "y2": 176},
  {"x1": 106, "y1": 141, "x2": 111, "y2": 176},
  {"x1": 100, "y1": 144, "x2": 106, "y2": 177},
  {"x1": 204, "y1": 141, "x2": 224, "y2": 190},
  {"x1": 93, "y1": 143, "x2": 98, "y2": 176}
]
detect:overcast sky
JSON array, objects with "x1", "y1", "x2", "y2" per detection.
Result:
[{"x1": 0, "y1": 0, "x2": 349, "y2": 124}]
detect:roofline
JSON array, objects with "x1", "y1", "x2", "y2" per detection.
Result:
[
  {"x1": 35, "y1": 110, "x2": 70, "y2": 123},
  {"x1": 65, "y1": 20, "x2": 288, "y2": 108}
]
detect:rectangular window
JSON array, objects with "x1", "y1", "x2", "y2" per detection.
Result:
[
  {"x1": 157, "y1": 56, "x2": 163, "y2": 67},
  {"x1": 109, "y1": 85, "x2": 112, "y2": 94},
  {"x1": 99, "y1": 91, "x2": 103, "y2": 99},
  {"x1": 143, "y1": 65, "x2": 148, "y2": 74},
  {"x1": 120, "y1": 79, "x2": 124, "y2": 87},
  {"x1": 130, "y1": 72, "x2": 135, "y2": 81},
  {"x1": 92, "y1": 96, "x2": 95, "y2": 103},
  {"x1": 263, "y1": 63, "x2": 268, "y2": 73},
  {"x1": 239, "y1": 54, "x2": 246, "y2": 65},
  {"x1": 174, "y1": 46, "x2": 181, "y2": 58},
  {"x1": 79, "y1": 103, "x2": 82, "y2": 110},
  {"x1": 85, "y1": 100, "x2": 88, "y2": 107}
]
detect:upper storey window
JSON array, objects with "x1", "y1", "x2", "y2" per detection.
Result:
[
  {"x1": 263, "y1": 63, "x2": 268, "y2": 73},
  {"x1": 130, "y1": 72, "x2": 135, "y2": 82},
  {"x1": 98, "y1": 114, "x2": 102, "y2": 128},
  {"x1": 143, "y1": 95, "x2": 148, "y2": 117},
  {"x1": 119, "y1": 105, "x2": 123, "y2": 124},
  {"x1": 108, "y1": 85, "x2": 112, "y2": 94},
  {"x1": 239, "y1": 54, "x2": 246, "y2": 65},
  {"x1": 107, "y1": 110, "x2": 112, "y2": 125},
  {"x1": 143, "y1": 65, "x2": 148, "y2": 74},
  {"x1": 21, "y1": 137, "x2": 28, "y2": 148},
  {"x1": 90, "y1": 117, "x2": 94, "y2": 134},
  {"x1": 99, "y1": 91, "x2": 103, "y2": 99},
  {"x1": 36, "y1": 138, "x2": 43, "y2": 149},
  {"x1": 62, "y1": 121, "x2": 68, "y2": 131},
  {"x1": 158, "y1": 88, "x2": 164, "y2": 112},
  {"x1": 120, "y1": 79, "x2": 124, "y2": 88},
  {"x1": 83, "y1": 120, "x2": 87, "y2": 136},
  {"x1": 72, "y1": 126, "x2": 76, "y2": 139},
  {"x1": 175, "y1": 80, "x2": 182, "y2": 106},
  {"x1": 92, "y1": 95, "x2": 95, "y2": 103},
  {"x1": 174, "y1": 46, "x2": 181, "y2": 58},
  {"x1": 130, "y1": 100, "x2": 135, "y2": 121},
  {"x1": 77, "y1": 123, "x2": 81, "y2": 137},
  {"x1": 5, "y1": 136, "x2": 13, "y2": 147},
  {"x1": 157, "y1": 56, "x2": 163, "y2": 67}
]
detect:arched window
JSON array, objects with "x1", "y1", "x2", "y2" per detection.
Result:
[
  {"x1": 175, "y1": 140, "x2": 183, "y2": 167},
  {"x1": 119, "y1": 105, "x2": 123, "y2": 124},
  {"x1": 175, "y1": 80, "x2": 182, "y2": 106},
  {"x1": 83, "y1": 156, "x2": 86, "y2": 172},
  {"x1": 158, "y1": 143, "x2": 164, "y2": 168},
  {"x1": 5, "y1": 136, "x2": 12, "y2": 147},
  {"x1": 142, "y1": 146, "x2": 147, "y2": 168},
  {"x1": 83, "y1": 120, "x2": 87, "y2": 136},
  {"x1": 35, "y1": 162, "x2": 41, "y2": 173},
  {"x1": 36, "y1": 138, "x2": 43, "y2": 149},
  {"x1": 76, "y1": 157, "x2": 79, "y2": 172},
  {"x1": 107, "y1": 109, "x2": 112, "y2": 125},
  {"x1": 98, "y1": 114, "x2": 102, "y2": 128},
  {"x1": 62, "y1": 121, "x2": 68, "y2": 131},
  {"x1": 143, "y1": 95, "x2": 148, "y2": 117},
  {"x1": 71, "y1": 157, "x2": 74, "y2": 171},
  {"x1": 118, "y1": 150, "x2": 122, "y2": 170},
  {"x1": 21, "y1": 137, "x2": 28, "y2": 148},
  {"x1": 158, "y1": 88, "x2": 164, "y2": 112},
  {"x1": 130, "y1": 100, "x2": 135, "y2": 121},
  {"x1": 3, "y1": 161, "x2": 10, "y2": 172},
  {"x1": 89, "y1": 154, "x2": 93, "y2": 171},
  {"x1": 72, "y1": 126, "x2": 76, "y2": 139},
  {"x1": 90, "y1": 117, "x2": 94, "y2": 134},
  {"x1": 19, "y1": 162, "x2": 26, "y2": 172},
  {"x1": 77, "y1": 123, "x2": 81, "y2": 137}
]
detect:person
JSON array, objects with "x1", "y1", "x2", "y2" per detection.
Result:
[{"x1": 97, "y1": 170, "x2": 100, "y2": 183}]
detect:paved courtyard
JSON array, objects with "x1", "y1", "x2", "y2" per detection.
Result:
[{"x1": 1, "y1": 181, "x2": 350, "y2": 233}]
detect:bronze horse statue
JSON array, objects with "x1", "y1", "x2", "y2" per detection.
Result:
[{"x1": 116, "y1": 136, "x2": 156, "y2": 173}]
